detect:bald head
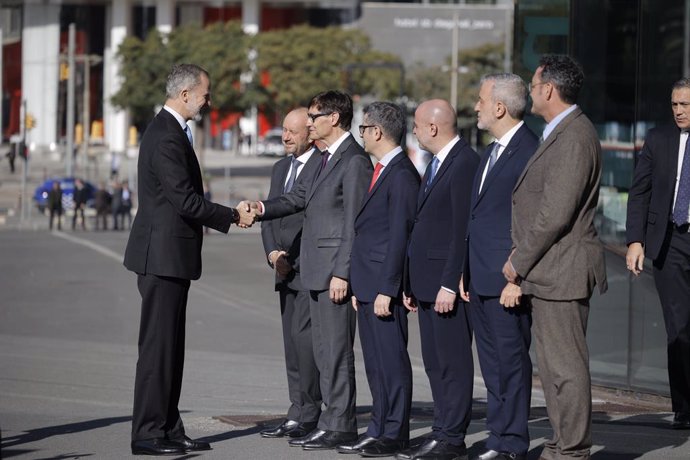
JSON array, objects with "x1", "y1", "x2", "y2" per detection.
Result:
[
  {"x1": 282, "y1": 107, "x2": 312, "y2": 157},
  {"x1": 413, "y1": 99, "x2": 458, "y2": 154}
]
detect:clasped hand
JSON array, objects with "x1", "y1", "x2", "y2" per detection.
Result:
[{"x1": 236, "y1": 200, "x2": 260, "y2": 228}]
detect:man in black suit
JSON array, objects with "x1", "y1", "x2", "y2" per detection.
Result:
[
  {"x1": 339, "y1": 102, "x2": 418, "y2": 457},
  {"x1": 460, "y1": 74, "x2": 538, "y2": 460},
  {"x1": 400, "y1": 99, "x2": 479, "y2": 460},
  {"x1": 626, "y1": 77, "x2": 690, "y2": 430},
  {"x1": 259, "y1": 107, "x2": 322, "y2": 439},
  {"x1": 240, "y1": 90, "x2": 372, "y2": 450},
  {"x1": 123, "y1": 64, "x2": 248, "y2": 456}
]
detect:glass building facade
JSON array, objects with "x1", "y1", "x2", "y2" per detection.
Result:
[{"x1": 514, "y1": 0, "x2": 690, "y2": 395}]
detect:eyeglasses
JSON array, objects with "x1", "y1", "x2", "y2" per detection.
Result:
[
  {"x1": 528, "y1": 82, "x2": 546, "y2": 92},
  {"x1": 307, "y1": 112, "x2": 332, "y2": 122},
  {"x1": 358, "y1": 125, "x2": 377, "y2": 136}
]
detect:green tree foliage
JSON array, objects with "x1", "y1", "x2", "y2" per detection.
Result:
[
  {"x1": 255, "y1": 25, "x2": 403, "y2": 114},
  {"x1": 112, "y1": 21, "x2": 250, "y2": 126},
  {"x1": 407, "y1": 42, "x2": 505, "y2": 127}
]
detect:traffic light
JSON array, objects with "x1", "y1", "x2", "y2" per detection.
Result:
[
  {"x1": 25, "y1": 113, "x2": 36, "y2": 130},
  {"x1": 18, "y1": 142, "x2": 28, "y2": 160}
]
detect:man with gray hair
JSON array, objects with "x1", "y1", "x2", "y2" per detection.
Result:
[
  {"x1": 627, "y1": 77, "x2": 690, "y2": 430},
  {"x1": 124, "y1": 64, "x2": 249, "y2": 456},
  {"x1": 460, "y1": 73, "x2": 538, "y2": 460}
]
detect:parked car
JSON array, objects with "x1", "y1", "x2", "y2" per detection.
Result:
[
  {"x1": 257, "y1": 128, "x2": 285, "y2": 156},
  {"x1": 34, "y1": 177, "x2": 96, "y2": 213}
]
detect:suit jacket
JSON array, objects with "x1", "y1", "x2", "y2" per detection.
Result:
[
  {"x1": 463, "y1": 124, "x2": 538, "y2": 297},
  {"x1": 124, "y1": 109, "x2": 234, "y2": 281},
  {"x1": 262, "y1": 134, "x2": 373, "y2": 291},
  {"x1": 511, "y1": 107, "x2": 607, "y2": 300},
  {"x1": 261, "y1": 152, "x2": 320, "y2": 291},
  {"x1": 626, "y1": 125, "x2": 682, "y2": 260},
  {"x1": 351, "y1": 152, "x2": 420, "y2": 303},
  {"x1": 407, "y1": 137, "x2": 479, "y2": 303}
]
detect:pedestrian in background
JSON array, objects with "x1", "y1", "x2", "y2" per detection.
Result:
[
  {"x1": 119, "y1": 180, "x2": 133, "y2": 230},
  {"x1": 94, "y1": 182, "x2": 110, "y2": 231},
  {"x1": 111, "y1": 179, "x2": 123, "y2": 230},
  {"x1": 71, "y1": 178, "x2": 88, "y2": 231},
  {"x1": 47, "y1": 180, "x2": 63, "y2": 231}
]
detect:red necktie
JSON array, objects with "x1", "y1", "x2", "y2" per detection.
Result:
[{"x1": 369, "y1": 162, "x2": 384, "y2": 192}]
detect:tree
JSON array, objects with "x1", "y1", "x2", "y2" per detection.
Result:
[{"x1": 255, "y1": 25, "x2": 403, "y2": 114}]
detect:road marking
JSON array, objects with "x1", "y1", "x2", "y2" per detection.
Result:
[{"x1": 52, "y1": 230, "x2": 123, "y2": 262}]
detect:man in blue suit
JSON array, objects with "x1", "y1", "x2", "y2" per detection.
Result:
[
  {"x1": 460, "y1": 74, "x2": 538, "y2": 460},
  {"x1": 399, "y1": 99, "x2": 479, "y2": 460},
  {"x1": 339, "y1": 102, "x2": 419, "y2": 457}
]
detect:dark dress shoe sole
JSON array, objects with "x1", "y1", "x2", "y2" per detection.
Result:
[{"x1": 131, "y1": 440, "x2": 186, "y2": 456}]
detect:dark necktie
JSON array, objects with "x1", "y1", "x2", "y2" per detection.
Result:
[
  {"x1": 284, "y1": 157, "x2": 300, "y2": 193},
  {"x1": 184, "y1": 125, "x2": 193, "y2": 146},
  {"x1": 369, "y1": 162, "x2": 384, "y2": 192},
  {"x1": 673, "y1": 135, "x2": 690, "y2": 225},
  {"x1": 425, "y1": 156, "x2": 440, "y2": 192},
  {"x1": 316, "y1": 149, "x2": 329, "y2": 178}
]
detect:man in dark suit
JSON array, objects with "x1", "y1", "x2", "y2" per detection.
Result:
[
  {"x1": 47, "y1": 180, "x2": 63, "y2": 231},
  {"x1": 460, "y1": 74, "x2": 537, "y2": 460},
  {"x1": 626, "y1": 77, "x2": 690, "y2": 430},
  {"x1": 337, "y1": 102, "x2": 418, "y2": 457},
  {"x1": 503, "y1": 55, "x2": 607, "y2": 460},
  {"x1": 241, "y1": 90, "x2": 372, "y2": 450},
  {"x1": 123, "y1": 64, "x2": 247, "y2": 456},
  {"x1": 71, "y1": 178, "x2": 87, "y2": 231},
  {"x1": 399, "y1": 99, "x2": 479, "y2": 460},
  {"x1": 259, "y1": 108, "x2": 322, "y2": 439}
]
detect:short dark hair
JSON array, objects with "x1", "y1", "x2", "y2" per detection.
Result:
[
  {"x1": 308, "y1": 90, "x2": 354, "y2": 130},
  {"x1": 673, "y1": 77, "x2": 690, "y2": 91},
  {"x1": 166, "y1": 64, "x2": 208, "y2": 99},
  {"x1": 538, "y1": 55, "x2": 584, "y2": 104},
  {"x1": 363, "y1": 101, "x2": 405, "y2": 144}
]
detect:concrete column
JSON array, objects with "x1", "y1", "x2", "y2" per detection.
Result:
[
  {"x1": 242, "y1": 0, "x2": 260, "y2": 35},
  {"x1": 104, "y1": 0, "x2": 131, "y2": 155},
  {"x1": 156, "y1": 0, "x2": 174, "y2": 35},
  {"x1": 22, "y1": 3, "x2": 60, "y2": 151}
]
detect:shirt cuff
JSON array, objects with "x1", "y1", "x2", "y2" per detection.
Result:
[{"x1": 441, "y1": 286, "x2": 456, "y2": 294}]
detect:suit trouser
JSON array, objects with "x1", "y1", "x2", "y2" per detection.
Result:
[
  {"x1": 72, "y1": 207, "x2": 85, "y2": 229},
  {"x1": 49, "y1": 208, "x2": 62, "y2": 230},
  {"x1": 278, "y1": 286, "x2": 322, "y2": 423},
  {"x1": 531, "y1": 296, "x2": 591, "y2": 460},
  {"x1": 309, "y1": 289, "x2": 357, "y2": 433},
  {"x1": 132, "y1": 274, "x2": 189, "y2": 441},
  {"x1": 357, "y1": 299, "x2": 412, "y2": 440},
  {"x1": 653, "y1": 225, "x2": 690, "y2": 414},
  {"x1": 468, "y1": 293, "x2": 532, "y2": 454},
  {"x1": 418, "y1": 300, "x2": 473, "y2": 445}
]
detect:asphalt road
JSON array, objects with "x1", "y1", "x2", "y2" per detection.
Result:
[{"x1": 1, "y1": 221, "x2": 690, "y2": 459}]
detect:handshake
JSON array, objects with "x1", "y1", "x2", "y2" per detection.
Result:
[{"x1": 236, "y1": 200, "x2": 261, "y2": 228}]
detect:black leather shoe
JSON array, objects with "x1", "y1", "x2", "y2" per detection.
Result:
[
  {"x1": 302, "y1": 430, "x2": 358, "y2": 450},
  {"x1": 360, "y1": 438, "x2": 409, "y2": 457},
  {"x1": 288, "y1": 428, "x2": 327, "y2": 446},
  {"x1": 473, "y1": 450, "x2": 525, "y2": 460},
  {"x1": 672, "y1": 412, "x2": 690, "y2": 429},
  {"x1": 131, "y1": 438, "x2": 186, "y2": 456},
  {"x1": 260, "y1": 419, "x2": 299, "y2": 438},
  {"x1": 396, "y1": 439, "x2": 467, "y2": 460},
  {"x1": 287, "y1": 421, "x2": 318, "y2": 438},
  {"x1": 167, "y1": 435, "x2": 211, "y2": 451},
  {"x1": 335, "y1": 433, "x2": 378, "y2": 454}
]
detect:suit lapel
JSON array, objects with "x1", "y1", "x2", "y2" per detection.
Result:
[
  {"x1": 307, "y1": 136, "x2": 349, "y2": 202},
  {"x1": 418, "y1": 144, "x2": 457, "y2": 210},
  {"x1": 514, "y1": 108, "x2": 582, "y2": 192},
  {"x1": 475, "y1": 128, "x2": 527, "y2": 207},
  {"x1": 358, "y1": 152, "x2": 402, "y2": 215}
]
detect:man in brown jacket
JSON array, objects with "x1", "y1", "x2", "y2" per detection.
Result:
[{"x1": 502, "y1": 55, "x2": 607, "y2": 460}]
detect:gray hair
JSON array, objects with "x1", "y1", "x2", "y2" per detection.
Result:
[
  {"x1": 673, "y1": 77, "x2": 690, "y2": 91},
  {"x1": 480, "y1": 73, "x2": 528, "y2": 120},
  {"x1": 165, "y1": 64, "x2": 208, "y2": 99},
  {"x1": 362, "y1": 101, "x2": 405, "y2": 144}
]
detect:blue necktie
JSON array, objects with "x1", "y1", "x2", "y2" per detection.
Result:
[
  {"x1": 673, "y1": 135, "x2": 690, "y2": 225},
  {"x1": 487, "y1": 142, "x2": 500, "y2": 173},
  {"x1": 425, "y1": 156, "x2": 440, "y2": 192},
  {"x1": 284, "y1": 157, "x2": 300, "y2": 193},
  {"x1": 184, "y1": 125, "x2": 193, "y2": 146}
]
